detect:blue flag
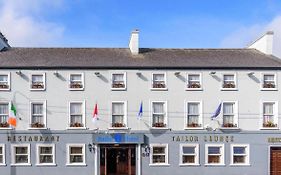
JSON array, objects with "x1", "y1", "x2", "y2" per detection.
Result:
[
  {"x1": 211, "y1": 103, "x2": 222, "y2": 120},
  {"x1": 138, "y1": 102, "x2": 143, "y2": 119}
]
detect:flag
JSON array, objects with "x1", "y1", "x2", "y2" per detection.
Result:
[
  {"x1": 92, "y1": 103, "x2": 98, "y2": 123},
  {"x1": 137, "y1": 102, "x2": 143, "y2": 119},
  {"x1": 8, "y1": 103, "x2": 17, "y2": 127},
  {"x1": 211, "y1": 103, "x2": 222, "y2": 120}
]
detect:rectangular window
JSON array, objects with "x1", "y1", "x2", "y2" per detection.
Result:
[
  {"x1": 67, "y1": 144, "x2": 85, "y2": 165},
  {"x1": 152, "y1": 73, "x2": 167, "y2": 89},
  {"x1": 0, "y1": 144, "x2": 5, "y2": 165},
  {"x1": 31, "y1": 74, "x2": 45, "y2": 90},
  {"x1": 37, "y1": 144, "x2": 55, "y2": 165},
  {"x1": 186, "y1": 102, "x2": 202, "y2": 128},
  {"x1": 111, "y1": 73, "x2": 126, "y2": 90},
  {"x1": 112, "y1": 102, "x2": 126, "y2": 127},
  {"x1": 187, "y1": 74, "x2": 201, "y2": 89},
  {"x1": 222, "y1": 74, "x2": 236, "y2": 89},
  {"x1": 180, "y1": 144, "x2": 199, "y2": 165},
  {"x1": 205, "y1": 144, "x2": 224, "y2": 165},
  {"x1": 0, "y1": 103, "x2": 9, "y2": 128},
  {"x1": 231, "y1": 144, "x2": 249, "y2": 165},
  {"x1": 12, "y1": 144, "x2": 30, "y2": 165},
  {"x1": 262, "y1": 74, "x2": 276, "y2": 89},
  {"x1": 69, "y1": 73, "x2": 84, "y2": 90},
  {"x1": 30, "y1": 102, "x2": 46, "y2": 128},
  {"x1": 69, "y1": 102, "x2": 85, "y2": 128},
  {"x1": 150, "y1": 144, "x2": 168, "y2": 165},
  {"x1": 152, "y1": 101, "x2": 167, "y2": 128},
  {"x1": 222, "y1": 102, "x2": 237, "y2": 128},
  {"x1": 262, "y1": 102, "x2": 278, "y2": 128},
  {"x1": 0, "y1": 74, "x2": 10, "y2": 90}
]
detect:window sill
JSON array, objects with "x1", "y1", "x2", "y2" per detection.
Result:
[
  {"x1": 204, "y1": 163, "x2": 225, "y2": 167},
  {"x1": 261, "y1": 88, "x2": 278, "y2": 91},
  {"x1": 69, "y1": 88, "x2": 84, "y2": 91},
  {"x1": 184, "y1": 127, "x2": 203, "y2": 130},
  {"x1": 108, "y1": 127, "x2": 129, "y2": 130},
  {"x1": 220, "y1": 88, "x2": 238, "y2": 91},
  {"x1": 66, "y1": 163, "x2": 87, "y2": 167},
  {"x1": 0, "y1": 89, "x2": 10, "y2": 91},
  {"x1": 11, "y1": 163, "x2": 32, "y2": 166},
  {"x1": 150, "y1": 88, "x2": 168, "y2": 91},
  {"x1": 149, "y1": 163, "x2": 170, "y2": 167},
  {"x1": 220, "y1": 127, "x2": 240, "y2": 130},
  {"x1": 30, "y1": 88, "x2": 46, "y2": 91},
  {"x1": 111, "y1": 88, "x2": 127, "y2": 91},
  {"x1": 260, "y1": 127, "x2": 279, "y2": 130},
  {"x1": 0, "y1": 164, "x2": 6, "y2": 166},
  {"x1": 185, "y1": 88, "x2": 203, "y2": 91},
  {"x1": 179, "y1": 163, "x2": 200, "y2": 167},
  {"x1": 36, "y1": 163, "x2": 57, "y2": 167},
  {"x1": 28, "y1": 127, "x2": 48, "y2": 130},
  {"x1": 0, "y1": 127, "x2": 13, "y2": 130},
  {"x1": 66, "y1": 127, "x2": 87, "y2": 130},
  {"x1": 150, "y1": 127, "x2": 170, "y2": 130},
  {"x1": 229, "y1": 163, "x2": 250, "y2": 167}
]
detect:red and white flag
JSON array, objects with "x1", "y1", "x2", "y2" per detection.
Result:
[{"x1": 92, "y1": 103, "x2": 98, "y2": 123}]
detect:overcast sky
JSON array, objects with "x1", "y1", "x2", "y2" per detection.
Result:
[{"x1": 0, "y1": 0, "x2": 280, "y2": 57}]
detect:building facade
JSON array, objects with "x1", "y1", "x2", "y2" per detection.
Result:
[{"x1": 0, "y1": 30, "x2": 280, "y2": 175}]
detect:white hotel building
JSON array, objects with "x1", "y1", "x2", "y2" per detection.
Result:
[{"x1": 0, "y1": 30, "x2": 280, "y2": 175}]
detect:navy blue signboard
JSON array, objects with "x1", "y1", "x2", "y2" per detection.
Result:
[{"x1": 93, "y1": 133, "x2": 144, "y2": 144}]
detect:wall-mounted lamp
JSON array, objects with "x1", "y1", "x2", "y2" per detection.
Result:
[
  {"x1": 209, "y1": 71, "x2": 216, "y2": 75},
  {"x1": 16, "y1": 70, "x2": 22, "y2": 75},
  {"x1": 247, "y1": 72, "x2": 255, "y2": 76},
  {"x1": 53, "y1": 71, "x2": 59, "y2": 76},
  {"x1": 88, "y1": 143, "x2": 95, "y2": 153},
  {"x1": 136, "y1": 72, "x2": 142, "y2": 76},
  {"x1": 94, "y1": 72, "x2": 101, "y2": 77},
  {"x1": 174, "y1": 72, "x2": 180, "y2": 76}
]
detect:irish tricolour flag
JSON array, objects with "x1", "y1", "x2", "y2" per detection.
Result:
[{"x1": 8, "y1": 103, "x2": 17, "y2": 127}]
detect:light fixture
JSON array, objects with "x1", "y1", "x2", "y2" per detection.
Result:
[
  {"x1": 16, "y1": 70, "x2": 22, "y2": 75},
  {"x1": 94, "y1": 72, "x2": 101, "y2": 77},
  {"x1": 53, "y1": 71, "x2": 59, "y2": 76},
  {"x1": 209, "y1": 71, "x2": 216, "y2": 75},
  {"x1": 136, "y1": 72, "x2": 142, "y2": 76},
  {"x1": 174, "y1": 72, "x2": 180, "y2": 76},
  {"x1": 247, "y1": 72, "x2": 255, "y2": 76},
  {"x1": 88, "y1": 143, "x2": 95, "y2": 153}
]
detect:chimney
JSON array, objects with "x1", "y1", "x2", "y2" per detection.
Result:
[
  {"x1": 248, "y1": 31, "x2": 274, "y2": 55},
  {"x1": 0, "y1": 31, "x2": 10, "y2": 51},
  {"x1": 129, "y1": 29, "x2": 139, "y2": 55}
]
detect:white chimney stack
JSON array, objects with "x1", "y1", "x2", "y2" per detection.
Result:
[
  {"x1": 129, "y1": 29, "x2": 139, "y2": 55},
  {"x1": 248, "y1": 31, "x2": 274, "y2": 55}
]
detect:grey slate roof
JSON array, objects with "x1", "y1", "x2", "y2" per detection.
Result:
[{"x1": 0, "y1": 47, "x2": 280, "y2": 69}]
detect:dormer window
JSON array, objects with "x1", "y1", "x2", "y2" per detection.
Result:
[
  {"x1": 0, "y1": 74, "x2": 10, "y2": 90},
  {"x1": 69, "y1": 73, "x2": 84, "y2": 90},
  {"x1": 31, "y1": 74, "x2": 45, "y2": 90},
  {"x1": 111, "y1": 73, "x2": 126, "y2": 90},
  {"x1": 151, "y1": 73, "x2": 167, "y2": 90}
]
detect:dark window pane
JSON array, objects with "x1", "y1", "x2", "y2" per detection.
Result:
[
  {"x1": 182, "y1": 155, "x2": 195, "y2": 163},
  {"x1": 208, "y1": 155, "x2": 220, "y2": 163},
  {"x1": 152, "y1": 155, "x2": 165, "y2": 163},
  {"x1": 182, "y1": 147, "x2": 195, "y2": 154},
  {"x1": 233, "y1": 147, "x2": 245, "y2": 154},
  {"x1": 208, "y1": 147, "x2": 220, "y2": 154}
]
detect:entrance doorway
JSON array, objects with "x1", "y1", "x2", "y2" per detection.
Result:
[
  {"x1": 270, "y1": 147, "x2": 281, "y2": 175},
  {"x1": 100, "y1": 145, "x2": 136, "y2": 175}
]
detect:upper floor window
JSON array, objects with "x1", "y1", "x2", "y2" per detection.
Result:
[
  {"x1": 187, "y1": 74, "x2": 201, "y2": 90},
  {"x1": 185, "y1": 102, "x2": 202, "y2": 129},
  {"x1": 150, "y1": 144, "x2": 169, "y2": 165},
  {"x1": 69, "y1": 73, "x2": 84, "y2": 90},
  {"x1": 0, "y1": 144, "x2": 5, "y2": 165},
  {"x1": 151, "y1": 73, "x2": 167, "y2": 90},
  {"x1": 180, "y1": 144, "x2": 199, "y2": 165},
  {"x1": 262, "y1": 74, "x2": 276, "y2": 90},
  {"x1": 111, "y1": 73, "x2": 126, "y2": 90},
  {"x1": 111, "y1": 101, "x2": 127, "y2": 128},
  {"x1": 222, "y1": 102, "x2": 238, "y2": 128},
  {"x1": 230, "y1": 144, "x2": 250, "y2": 166},
  {"x1": 0, "y1": 73, "x2": 10, "y2": 90},
  {"x1": 69, "y1": 102, "x2": 85, "y2": 128},
  {"x1": 36, "y1": 144, "x2": 55, "y2": 165},
  {"x1": 222, "y1": 74, "x2": 236, "y2": 90},
  {"x1": 262, "y1": 102, "x2": 278, "y2": 129},
  {"x1": 11, "y1": 144, "x2": 31, "y2": 166},
  {"x1": 31, "y1": 73, "x2": 45, "y2": 90},
  {"x1": 30, "y1": 101, "x2": 46, "y2": 129},
  {"x1": 205, "y1": 144, "x2": 224, "y2": 165},
  {"x1": 151, "y1": 101, "x2": 167, "y2": 128},
  {"x1": 66, "y1": 144, "x2": 85, "y2": 166},
  {"x1": 0, "y1": 103, "x2": 9, "y2": 128}
]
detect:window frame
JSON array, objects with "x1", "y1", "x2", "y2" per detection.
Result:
[
  {"x1": 111, "y1": 72, "x2": 127, "y2": 90},
  {"x1": 0, "y1": 144, "x2": 5, "y2": 166},
  {"x1": 0, "y1": 101, "x2": 12, "y2": 129},
  {"x1": 66, "y1": 144, "x2": 86, "y2": 166},
  {"x1": 186, "y1": 73, "x2": 202, "y2": 91},
  {"x1": 150, "y1": 101, "x2": 168, "y2": 129},
  {"x1": 29, "y1": 101, "x2": 47, "y2": 129},
  {"x1": 110, "y1": 101, "x2": 128, "y2": 129},
  {"x1": 0, "y1": 72, "x2": 10, "y2": 91},
  {"x1": 261, "y1": 73, "x2": 277, "y2": 91},
  {"x1": 184, "y1": 101, "x2": 203, "y2": 129},
  {"x1": 36, "y1": 144, "x2": 56, "y2": 166},
  {"x1": 230, "y1": 144, "x2": 250, "y2": 166},
  {"x1": 69, "y1": 73, "x2": 84, "y2": 91},
  {"x1": 260, "y1": 101, "x2": 278, "y2": 130},
  {"x1": 151, "y1": 72, "x2": 167, "y2": 90},
  {"x1": 179, "y1": 144, "x2": 199, "y2": 166},
  {"x1": 221, "y1": 73, "x2": 237, "y2": 91},
  {"x1": 11, "y1": 144, "x2": 31, "y2": 166},
  {"x1": 68, "y1": 101, "x2": 86, "y2": 129},
  {"x1": 30, "y1": 73, "x2": 46, "y2": 91},
  {"x1": 221, "y1": 101, "x2": 239, "y2": 129},
  {"x1": 205, "y1": 144, "x2": 225, "y2": 166},
  {"x1": 149, "y1": 144, "x2": 169, "y2": 166}
]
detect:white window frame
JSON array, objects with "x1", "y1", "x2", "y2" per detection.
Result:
[
  {"x1": 205, "y1": 144, "x2": 225, "y2": 166},
  {"x1": 221, "y1": 73, "x2": 237, "y2": 91},
  {"x1": 111, "y1": 72, "x2": 127, "y2": 90},
  {"x1": 69, "y1": 73, "x2": 84, "y2": 91},
  {"x1": 151, "y1": 72, "x2": 167, "y2": 90},
  {"x1": 186, "y1": 73, "x2": 202, "y2": 90},
  {"x1": 110, "y1": 101, "x2": 128, "y2": 129},
  {"x1": 0, "y1": 72, "x2": 10, "y2": 91},
  {"x1": 66, "y1": 144, "x2": 86, "y2": 166},
  {"x1": 68, "y1": 101, "x2": 86, "y2": 129},
  {"x1": 221, "y1": 101, "x2": 239, "y2": 129},
  {"x1": 260, "y1": 101, "x2": 278, "y2": 130},
  {"x1": 179, "y1": 144, "x2": 199, "y2": 166},
  {"x1": 184, "y1": 101, "x2": 203, "y2": 129},
  {"x1": 261, "y1": 73, "x2": 277, "y2": 90},
  {"x1": 30, "y1": 73, "x2": 46, "y2": 91},
  {"x1": 0, "y1": 144, "x2": 5, "y2": 166},
  {"x1": 230, "y1": 144, "x2": 250, "y2": 166},
  {"x1": 29, "y1": 101, "x2": 47, "y2": 130},
  {"x1": 149, "y1": 144, "x2": 169, "y2": 166},
  {"x1": 0, "y1": 101, "x2": 12, "y2": 129},
  {"x1": 36, "y1": 144, "x2": 56, "y2": 166},
  {"x1": 11, "y1": 144, "x2": 31, "y2": 166},
  {"x1": 150, "y1": 101, "x2": 168, "y2": 129}
]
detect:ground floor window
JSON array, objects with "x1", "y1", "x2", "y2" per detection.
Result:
[
  {"x1": 205, "y1": 144, "x2": 224, "y2": 165},
  {"x1": 180, "y1": 144, "x2": 199, "y2": 165},
  {"x1": 150, "y1": 144, "x2": 168, "y2": 165},
  {"x1": 37, "y1": 144, "x2": 55, "y2": 165},
  {"x1": 11, "y1": 144, "x2": 30, "y2": 166},
  {"x1": 230, "y1": 144, "x2": 249, "y2": 165},
  {"x1": 67, "y1": 144, "x2": 85, "y2": 165}
]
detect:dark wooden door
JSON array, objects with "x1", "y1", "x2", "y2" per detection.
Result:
[{"x1": 270, "y1": 147, "x2": 281, "y2": 175}]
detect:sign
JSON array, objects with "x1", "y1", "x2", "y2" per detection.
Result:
[
  {"x1": 93, "y1": 134, "x2": 144, "y2": 144},
  {"x1": 268, "y1": 137, "x2": 281, "y2": 143},
  {"x1": 172, "y1": 135, "x2": 234, "y2": 143},
  {"x1": 7, "y1": 135, "x2": 59, "y2": 142}
]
